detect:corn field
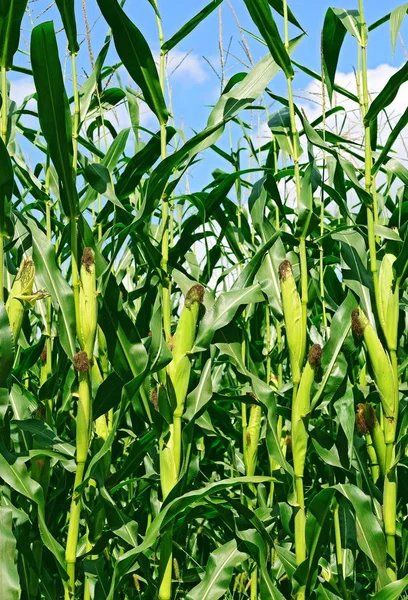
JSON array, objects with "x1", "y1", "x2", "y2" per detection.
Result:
[{"x1": 1, "y1": 0, "x2": 408, "y2": 598}]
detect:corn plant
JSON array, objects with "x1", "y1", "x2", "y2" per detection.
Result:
[{"x1": 1, "y1": 0, "x2": 408, "y2": 599}]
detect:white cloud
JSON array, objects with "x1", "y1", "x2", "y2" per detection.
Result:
[
  {"x1": 298, "y1": 63, "x2": 408, "y2": 158},
  {"x1": 165, "y1": 50, "x2": 208, "y2": 84},
  {"x1": 10, "y1": 77, "x2": 35, "y2": 106},
  {"x1": 252, "y1": 62, "x2": 408, "y2": 163},
  {"x1": 152, "y1": 50, "x2": 208, "y2": 85}
]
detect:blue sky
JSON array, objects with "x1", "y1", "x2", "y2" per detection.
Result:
[{"x1": 14, "y1": 0, "x2": 408, "y2": 191}]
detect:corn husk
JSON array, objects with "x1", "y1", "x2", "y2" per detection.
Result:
[
  {"x1": 279, "y1": 260, "x2": 305, "y2": 384},
  {"x1": 6, "y1": 258, "x2": 35, "y2": 343},
  {"x1": 292, "y1": 344, "x2": 321, "y2": 478},
  {"x1": 245, "y1": 404, "x2": 262, "y2": 477},
  {"x1": 352, "y1": 309, "x2": 397, "y2": 427},
  {"x1": 167, "y1": 284, "x2": 204, "y2": 417},
  {"x1": 78, "y1": 248, "x2": 97, "y2": 357},
  {"x1": 378, "y1": 254, "x2": 399, "y2": 352}
]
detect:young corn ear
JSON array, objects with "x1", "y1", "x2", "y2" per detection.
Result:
[
  {"x1": 78, "y1": 248, "x2": 97, "y2": 358},
  {"x1": 292, "y1": 344, "x2": 322, "y2": 478},
  {"x1": 378, "y1": 254, "x2": 399, "y2": 352},
  {"x1": 159, "y1": 427, "x2": 178, "y2": 499},
  {"x1": 6, "y1": 258, "x2": 35, "y2": 343},
  {"x1": 352, "y1": 309, "x2": 397, "y2": 442},
  {"x1": 355, "y1": 403, "x2": 386, "y2": 477},
  {"x1": 279, "y1": 260, "x2": 305, "y2": 384},
  {"x1": 74, "y1": 351, "x2": 91, "y2": 464},
  {"x1": 167, "y1": 284, "x2": 204, "y2": 417},
  {"x1": 245, "y1": 404, "x2": 262, "y2": 477}
]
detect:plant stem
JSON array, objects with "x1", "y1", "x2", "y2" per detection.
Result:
[
  {"x1": 283, "y1": 0, "x2": 308, "y2": 346},
  {"x1": 358, "y1": 0, "x2": 398, "y2": 579},
  {"x1": 65, "y1": 460, "x2": 87, "y2": 599},
  {"x1": 154, "y1": 4, "x2": 171, "y2": 342},
  {"x1": 0, "y1": 65, "x2": 7, "y2": 303},
  {"x1": 71, "y1": 53, "x2": 80, "y2": 172},
  {"x1": 334, "y1": 504, "x2": 349, "y2": 599},
  {"x1": 295, "y1": 474, "x2": 306, "y2": 598},
  {"x1": 358, "y1": 0, "x2": 379, "y2": 310}
]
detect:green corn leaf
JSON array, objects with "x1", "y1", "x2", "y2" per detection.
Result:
[
  {"x1": 334, "y1": 483, "x2": 389, "y2": 589},
  {"x1": 369, "y1": 7, "x2": 408, "y2": 32},
  {"x1": 304, "y1": 488, "x2": 336, "y2": 591},
  {"x1": 370, "y1": 574, "x2": 408, "y2": 599},
  {"x1": 322, "y1": 8, "x2": 360, "y2": 101},
  {"x1": 390, "y1": 4, "x2": 408, "y2": 53},
  {"x1": 0, "y1": 0, "x2": 27, "y2": 69},
  {"x1": 106, "y1": 476, "x2": 273, "y2": 599},
  {"x1": 80, "y1": 128, "x2": 131, "y2": 211},
  {"x1": 332, "y1": 230, "x2": 374, "y2": 323},
  {"x1": 311, "y1": 293, "x2": 358, "y2": 411},
  {"x1": 0, "y1": 444, "x2": 65, "y2": 568},
  {"x1": 78, "y1": 36, "x2": 110, "y2": 125},
  {"x1": 27, "y1": 218, "x2": 76, "y2": 361},
  {"x1": 316, "y1": 586, "x2": 343, "y2": 600},
  {"x1": 99, "y1": 274, "x2": 148, "y2": 382},
  {"x1": 365, "y1": 61, "x2": 408, "y2": 126},
  {"x1": 13, "y1": 419, "x2": 76, "y2": 457},
  {"x1": 115, "y1": 126, "x2": 176, "y2": 201},
  {"x1": 0, "y1": 508, "x2": 20, "y2": 600},
  {"x1": 193, "y1": 285, "x2": 264, "y2": 351},
  {"x1": 186, "y1": 539, "x2": 248, "y2": 600},
  {"x1": 0, "y1": 301, "x2": 14, "y2": 390},
  {"x1": 31, "y1": 22, "x2": 77, "y2": 217},
  {"x1": 0, "y1": 136, "x2": 14, "y2": 238},
  {"x1": 243, "y1": 0, "x2": 294, "y2": 79},
  {"x1": 96, "y1": 0, "x2": 168, "y2": 124},
  {"x1": 162, "y1": 0, "x2": 223, "y2": 54},
  {"x1": 106, "y1": 430, "x2": 156, "y2": 489},
  {"x1": 395, "y1": 227, "x2": 408, "y2": 285},
  {"x1": 268, "y1": 0, "x2": 305, "y2": 32},
  {"x1": 184, "y1": 359, "x2": 213, "y2": 421},
  {"x1": 54, "y1": 0, "x2": 79, "y2": 54},
  {"x1": 373, "y1": 104, "x2": 408, "y2": 174}
]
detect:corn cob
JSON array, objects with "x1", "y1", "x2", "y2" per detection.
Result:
[
  {"x1": 6, "y1": 258, "x2": 35, "y2": 343},
  {"x1": 292, "y1": 344, "x2": 321, "y2": 568},
  {"x1": 355, "y1": 403, "x2": 386, "y2": 478},
  {"x1": 351, "y1": 309, "x2": 397, "y2": 444},
  {"x1": 279, "y1": 260, "x2": 305, "y2": 385},
  {"x1": 78, "y1": 248, "x2": 97, "y2": 357},
  {"x1": 378, "y1": 254, "x2": 399, "y2": 353}
]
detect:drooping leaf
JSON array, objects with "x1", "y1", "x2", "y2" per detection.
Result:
[
  {"x1": 186, "y1": 539, "x2": 248, "y2": 600},
  {"x1": 0, "y1": 0, "x2": 28, "y2": 69},
  {"x1": 0, "y1": 508, "x2": 20, "y2": 600},
  {"x1": 334, "y1": 483, "x2": 389, "y2": 589},
  {"x1": 0, "y1": 137, "x2": 14, "y2": 238},
  {"x1": 243, "y1": 0, "x2": 294, "y2": 78},
  {"x1": 162, "y1": 0, "x2": 223, "y2": 54},
  {"x1": 322, "y1": 8, "x2": 360, "y2": 101},
  {"x1": 31, "y1": 22, "x2": 77, "y2": 217},
  {"x1": 96, "y1": 0, "x2": 168, "y2": 124},
  {"x1": 27, "y1": 218, "x2": 76, "y2": 360},
  {"x1": 54, "y1": 0, "x2": 79, "y2": 53}
]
